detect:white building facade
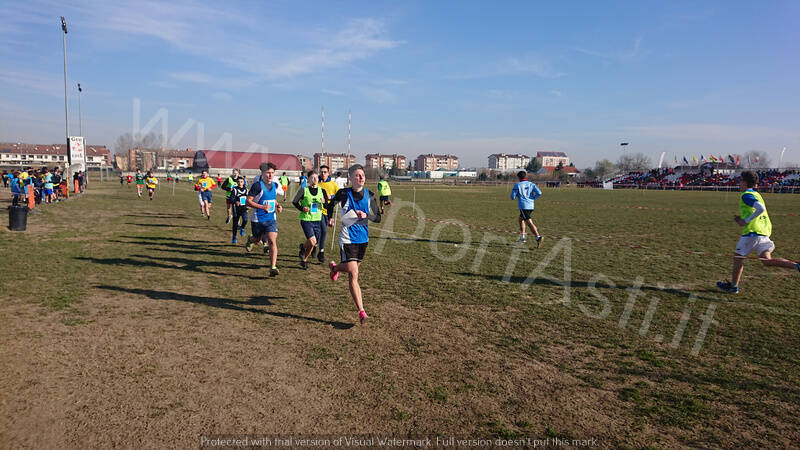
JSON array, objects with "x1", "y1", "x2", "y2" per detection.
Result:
[{"x1": 488, "y1": 153, "x2": 531, "y2": 170}]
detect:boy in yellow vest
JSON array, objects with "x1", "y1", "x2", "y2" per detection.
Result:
[
  {"x1": 717, "y1": 171, "x2": 800, "y2": 294},
  {"x1": 195, "y1": 170, "x2": 216, "y2": 220},
  {"x1": 316, "y1": 165, "x2": 339, "y2": 262},
  {"x1": 292, "y1": 170, "x2": 330, "y2": 270},
  {"x1": 377, "y1": 175, "x2": 392, "y2": 215},
  {"x1": 145, "y1": 171, "x2": 158, "y2": 200}
]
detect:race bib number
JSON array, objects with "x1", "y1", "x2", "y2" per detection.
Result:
[
  {"x1": 202, "y1": 182, "x2": 207, "y2": 188},
  {"x1": 239, "y1": 197, "x2": 246, "y2": 206},
  {"x1": 310, "y1": 202, "x2": 319, "y2": 214},
  {"x1": 266, "y1": 200, "x2": 275, "y2": 213}
]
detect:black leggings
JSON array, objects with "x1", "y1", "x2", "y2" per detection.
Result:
[
  {"x1": 318, "y1": 213, "x2": 328, "y2": 250},
  {"x1": 232, "y1": 207, "x2": 248, "y2": 239}
]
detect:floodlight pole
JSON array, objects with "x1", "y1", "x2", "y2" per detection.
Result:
[
  {"x1": 77, "y1": 83, "x2": 82, "y2": 136},
  {"x1": 61, "y1": 16, "x2": 70, "y2": 170}
]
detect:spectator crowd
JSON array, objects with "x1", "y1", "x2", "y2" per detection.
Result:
[
  {"x1": 582, "y1": 168, "x2": 800, "y2": 191},
  {"x1": 3, "y1": 167, "x2": 87, "y2": 207}
]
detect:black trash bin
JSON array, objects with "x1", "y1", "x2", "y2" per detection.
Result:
[{"x1": 8, "y1": 205, "x2": 28, "y2": 231}]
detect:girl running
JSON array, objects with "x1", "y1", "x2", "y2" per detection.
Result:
[
  {"x1": 135, "y1": 169, "x2": 145, "y2": 197},
  {"x1": 326, "y1": 164, "x2": 381, "y2": 324}
]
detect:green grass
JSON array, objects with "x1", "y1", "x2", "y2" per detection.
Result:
[{"x1": 2, "y1": 180, "x2": 799, "y2": 447}]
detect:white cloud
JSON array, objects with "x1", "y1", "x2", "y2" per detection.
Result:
[
  {"x1": 170, "y1": 72, "x2": 214, "y2": 83},
  {"x1": 0, "y1": 69, "x2": 64, "y2": 98},
  {"x1": 212, "y1": 92, "x2": 232, "y2": 101},
  {"x1": 222, "y1": 18, "x2": 402, "y2": 79},
  {"x1": 373, "y1": 79, "x2": 407, "y2": 86},
  {"x1": 575, "y1": 36, "x2": 645, "y2": 61},
  {"x1": 452, "y1": 55, "x2": 566, "y2": 79},
  {"x1": 550, "y1": 89, "x2": 562, "y2": 97},
  {"x1": 361, "y1": 87, "x2": 395, "y2": 103},
  {"x1": 322, "y1": 89, "x2": 345, "y2": 96},
  {"x1": 149, "y1": 80, "x2": 176, "y2": 88},
  {"x1": 15, "y1": 2, "x2": 401, "y2": 82}
]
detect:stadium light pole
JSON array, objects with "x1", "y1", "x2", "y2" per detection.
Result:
[{"x1": 61, "y1": 16, "x2": 71, "y2": 172}]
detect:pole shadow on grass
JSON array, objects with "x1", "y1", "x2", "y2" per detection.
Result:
[
  {"x1": 123, "y1": 213, "x2": 189, "y2": 219},
  {"x1": 372, "y1": 235, "x2": 524, "y2": 251},
  {"x1": 75, "y1": 256, "x2": 268, "y2": 280},
  {"x1": 118, "y1": 235, "x2": 232, "y2": 246},
  {"x1": 454, "y1": 272, "x2": 725, "y2": 302},
  {"x1": 126, "y1": 222, "x2": 210, "y2": 229},
  {"x1": 96, "y1": 285, "x2": 354, "y2": 329}
]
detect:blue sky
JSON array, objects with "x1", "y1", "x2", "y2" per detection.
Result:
[{"x1": 1, "y1": 0, "x2": 799, "y2": 168}]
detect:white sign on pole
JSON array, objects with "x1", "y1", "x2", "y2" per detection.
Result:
[{"x1": 69, "y1": 136, "x2": 86, "y2": 172}]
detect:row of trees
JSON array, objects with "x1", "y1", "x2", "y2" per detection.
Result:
[{"x1": 579, "y1": 151, "x2": 776, "y2": 181}]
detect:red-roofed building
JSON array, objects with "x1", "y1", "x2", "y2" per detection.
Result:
[
  {"x1": 194, "y1": 150, "x2": 301, "y2": 174},
  {"x1": 0, "y1": 142, "x2": 110, "y2": 167}
]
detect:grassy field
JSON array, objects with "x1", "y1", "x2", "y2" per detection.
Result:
[{"x1": 1, "y1": 180, "x2": 798, "y2": 448}]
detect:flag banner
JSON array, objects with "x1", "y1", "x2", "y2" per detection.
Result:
[
  {"x1": 603, "y1": 181, "x2": 614, "y2": 190},
  {"x1": 683, "y1": 156, "x2": 689, "y2": 164},
  {"x1": 736, "y1": 155, "x2": 740, "y2": 165},
  {"x1": 728, "y1": 155, "x2": 735, "y2": 163},
  {"x1": 658, "y1": 152, "x2": 666, "y2": 168}
]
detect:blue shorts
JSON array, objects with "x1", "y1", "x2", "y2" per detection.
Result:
[
  {"x1": 300, "y1": 220, "x2": 322, "y2": 240},
  {"x1": 43, "y1": 188, "x2": 54, "y2": 196},
  {"x1": 200, "y1": 190, "x2": 213, "y2": 203},
  {"x1": 251, "y1": 220, "x2": 278, "y2": 239}
]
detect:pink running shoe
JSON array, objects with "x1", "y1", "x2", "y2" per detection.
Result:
[
  {"x1": 329, "y1": 261, "x2": 339, "y2": 282},
  {"x1": 358, "y1": 309, "x2": 368, "y2": 324}
]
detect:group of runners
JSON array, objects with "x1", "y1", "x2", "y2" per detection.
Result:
[
  {"x1": 150, "y1": 163, "x2": 384, "y2": 324},
  {"x1": 116, "y1": 162, "x2": 797, "y2": 323},
  {"x1": 121, "y1": 169, "x2": 159, "y2": 200},
  {"x1": 223, "y1": 162, "x2": 383, "y2": 323}
]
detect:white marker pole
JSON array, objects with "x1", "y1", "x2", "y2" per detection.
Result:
[
  {"x1": 330, "y1": 208, "x2": 338, "y2": 252},
  {"x1": 412, "y1": 186, "x2": 416, "y2": 209}
]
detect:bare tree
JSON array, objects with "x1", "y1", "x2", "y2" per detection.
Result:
[
  {"x1": 616, "y1": 152, "x2": 652, "y2": 172},
  {"x1": 742, "y1": 151, "x2": 771, "y2": 168},
  {"x1": 113, "y1": 132, "x2": 165, "y2": 154}
]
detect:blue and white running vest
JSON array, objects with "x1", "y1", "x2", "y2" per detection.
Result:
[
  {"x1": 339, "y1": 188, "x2": 371, "y2": 245},
  {"x1": 252, "y1": 180, "x2": 278, "y2": 223}
]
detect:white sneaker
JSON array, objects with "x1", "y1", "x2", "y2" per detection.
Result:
[{"x1": 517, "y1": 235, "x2": 526, "y2": 243}]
